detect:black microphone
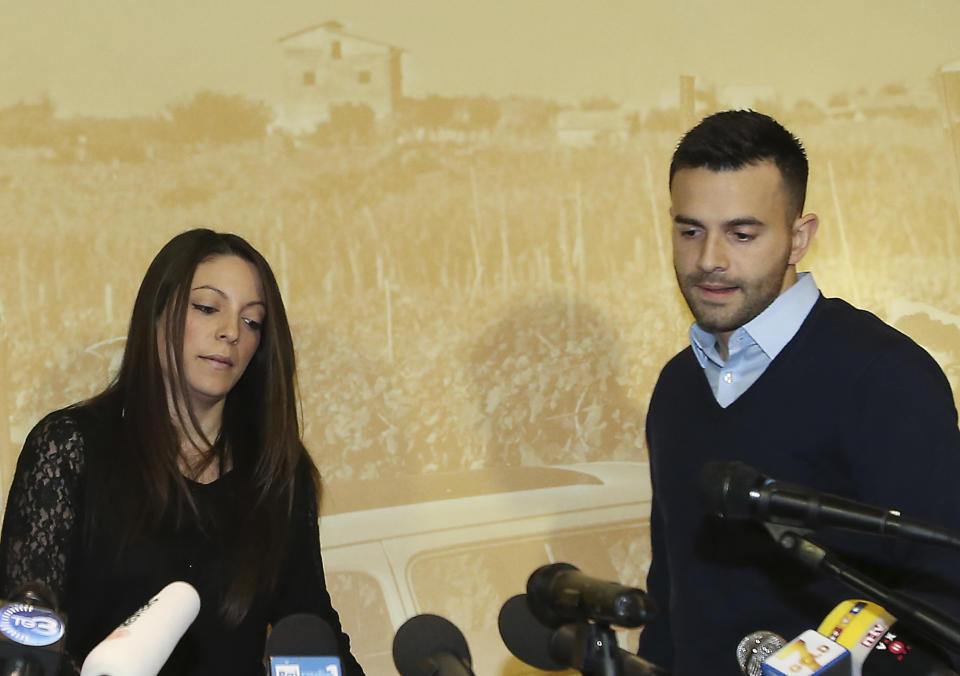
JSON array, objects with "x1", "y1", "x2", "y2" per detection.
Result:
[
  {"x1": 392, "y1": 614, "x2": 474, "y2": 676},
  {"x1": 526, "y1": 563, "x2": 657, "y2": 628},
  {"x1": 498, "y1": 594, "x2": 669, "y2": 676},
  {"x1": 0, "y1": 581, "x2": 66, "y2": 676},
  {"x1": 700, "y1": 461, "x2": 960, "y2": 549},
  {"x1": 265, "y1": 613, "x2": 343, "y2": 676}
]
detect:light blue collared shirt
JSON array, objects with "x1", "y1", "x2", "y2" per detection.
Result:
[{"x1": 690, "y1": 272, "x2": 820, "y2": 408}]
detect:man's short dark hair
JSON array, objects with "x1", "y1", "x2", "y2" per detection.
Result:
[{"x1": 669, "y1": 110, "x2": 808, "y2": 217}]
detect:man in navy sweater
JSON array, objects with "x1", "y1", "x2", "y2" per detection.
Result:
[{"x1": 636, "y1": 110, "x2": 960, "y2": 674}]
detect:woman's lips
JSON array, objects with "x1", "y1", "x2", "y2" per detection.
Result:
[{"x1": 200, "y1": 354, "x2": 234, "y2": 368}]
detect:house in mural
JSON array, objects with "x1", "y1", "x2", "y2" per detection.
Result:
[{"x1": 273, "y1": 20, "x2": 404, "y2": 133}]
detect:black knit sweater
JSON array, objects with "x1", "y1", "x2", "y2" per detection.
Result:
[{"x1": 637, "y1": 295, "x2": 960, "y2": 675}]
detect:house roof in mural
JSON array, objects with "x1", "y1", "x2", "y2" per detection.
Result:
[{"x1": 277, "y1": 20, "x2": 405, "y2": 52}]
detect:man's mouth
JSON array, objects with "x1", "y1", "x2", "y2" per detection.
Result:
[{"x1": 695, "y1": 282, "x2": 739, "y2": 297}]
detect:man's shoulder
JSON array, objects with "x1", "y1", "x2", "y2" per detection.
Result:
[
  {"x1": 811, "y1": 296, "x2": 936, "y2": 358},
  {"x1": 649, "y1": 346, "x2": 699, "y2": 403},
  {"x1": 802, "y1": 296, "x2": 950, "y2": 393},
  {"x1": 658, "y1": 345, "x2": 698, "y2": 377}
]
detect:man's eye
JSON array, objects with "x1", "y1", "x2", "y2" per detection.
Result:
[{"x1": 732, "y1": 231, "x2": 755, "y2": 242}]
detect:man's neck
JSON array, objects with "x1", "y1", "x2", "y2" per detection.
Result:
[
  {"x1": 712, "y1": 267, "x2": 799, "y2": 361},
  {"x1": 714, "y1": 330, "x2": 734, "y2": 362}
]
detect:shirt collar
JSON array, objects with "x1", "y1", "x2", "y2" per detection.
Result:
[
  {"x1": 689, "y1": 272, "x2": 820, "y2": 365},
  {"x1": 744, "y1": 271, "x2": 819, "y2": 360}
]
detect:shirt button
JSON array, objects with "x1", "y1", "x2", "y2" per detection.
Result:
[{"x1": 723, "y1": 371, "x2": 734, "y2": 384}]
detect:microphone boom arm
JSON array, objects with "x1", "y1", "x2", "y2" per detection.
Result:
[{"x1": 765, "y1": 523, "x2": 960, "y2": 656}]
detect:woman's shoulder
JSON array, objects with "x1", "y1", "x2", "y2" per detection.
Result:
[
  {"x1": 28, "y1": 402, "x2": 102, "y2": 439},
  {"x1": 27, "y1": 407, "x2": 84, "y2": 446},
  {"x1": 22, "y1": 401, "x2": 114, "y2": 468}
]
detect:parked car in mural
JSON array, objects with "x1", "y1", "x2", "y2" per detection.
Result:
[{"x1": 318, "y1": 461, "x2": 653, "y2": 676}]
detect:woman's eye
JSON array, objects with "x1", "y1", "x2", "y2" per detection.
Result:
[
  {"x1": 192, "y1": 303, "x2": 216, "y2": 314},
  {"x1": 243, "y1": 317, "x2": 262, "y2": 331}
]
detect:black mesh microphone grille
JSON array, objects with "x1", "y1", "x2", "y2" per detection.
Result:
[
  {"x1": 266, "y1": 613, "x2": 338, "y2": 658},
  {"x1": 497, "y1": 594, "x2": 567, "y2": 671},
  {"x1": 392, "y1": 614, "x2": 471, "y2": 676},
  {"x1": 736, "y1": 630, "x2": 784, "y2": 676}
]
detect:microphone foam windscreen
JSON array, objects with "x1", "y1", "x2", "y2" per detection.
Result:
[
  {"x1": 392, "y1": 614, "x2": 470, "y2": 676},
  {"x1": 497, "y1": 594, "x2": 566, "y2": 671},
  {"x1": 266, "y1": 613, "x2": 338, "y2": 657}
]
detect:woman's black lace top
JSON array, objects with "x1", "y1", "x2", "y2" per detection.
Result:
[{"x1": 0, "y1": 406, "x2": 363, "y2": 676}]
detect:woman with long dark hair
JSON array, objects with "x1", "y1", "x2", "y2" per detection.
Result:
[{"x1": 0, "y1": 229, "x2": 363, "y2": 675}]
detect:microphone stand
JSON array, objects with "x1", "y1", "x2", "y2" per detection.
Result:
[
  {"x1": 558, "y1": 622, "x2": 623, "y2": 676},
  {"x1": 764, "y1": 523, "x2": 960, "y2": 655}
]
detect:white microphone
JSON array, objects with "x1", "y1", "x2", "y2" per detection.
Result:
[{"x1": 80, "y1": 581, "x2": 200, "y2": 676}]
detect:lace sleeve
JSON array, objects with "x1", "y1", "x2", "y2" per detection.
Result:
[{"x1": 0, "y1": 410, "x2": 86, "y2": 602}]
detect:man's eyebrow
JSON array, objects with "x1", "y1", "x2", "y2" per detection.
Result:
[
  {"x1": 192, "y1": 285, "x2": 265, "y2": 309},
  {"x1": 673, "y1": 214, "x2": 703, "y2": 226},
  {"x1": 672, "y1": 215, "x2": 766, "y2": 227},
  {"x1": 725, "y1": 216, "x2": 765, "y2": 227}
]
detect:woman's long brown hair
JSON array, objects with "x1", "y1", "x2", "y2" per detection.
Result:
[{"x1": 83, "y1": 228, "x2": 317, "y2": 624}]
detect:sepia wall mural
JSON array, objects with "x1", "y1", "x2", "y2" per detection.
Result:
[{"x1": 2, "y1": 2, "x2": 960, "y2": 674}]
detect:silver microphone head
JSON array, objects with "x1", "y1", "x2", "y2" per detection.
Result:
[{"x1": 736, "y1": 631, "x2": 785, "y2": 676}]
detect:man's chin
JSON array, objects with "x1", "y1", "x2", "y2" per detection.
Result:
[{"x1": 690, "y1": 308, "x2": 742, "y2": 335}]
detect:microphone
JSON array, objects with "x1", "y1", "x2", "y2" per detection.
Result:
[
  {"x1": 392, "y1": 614, "x2": 474, "y2": 676},
  {"x1": 759, "y1": 629, "x2": 852, "y2": 675},
  {"x1": 736, "y1": 599, "x2": 960, "y2": 676},
  {"x1": 265, "y1": 613, "x2": 343, "y2": 676},
  {"x1": 737, "y1": 631, "x2": 786, "y2": 676},
  {"x1": 0, "y1": 581, "x2": 66, "y2": 676},
  {"x1": 498, "y1": 594, "x2": 668, "y2": 676},
  {"x1": 80, "y1": 581, "x2": 200, "y2": 676},
  {"x1": 700, "y1": 461, "x2": 960, "y2": 549},
  {"x1": 817, "y1": 599, "x2": 959, "y2": 675},
  {"x1": 526, "y1": 562, "x2": 657, "y2": 628}
]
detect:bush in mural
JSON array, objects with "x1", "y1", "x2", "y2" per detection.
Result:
[{"x1": 167, "y1": 90, "x2": 271, "y2": 145}]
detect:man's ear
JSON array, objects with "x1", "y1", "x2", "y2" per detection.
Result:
[{"x1": 789, "y1": 212, "x2": 819, "y2": 265}]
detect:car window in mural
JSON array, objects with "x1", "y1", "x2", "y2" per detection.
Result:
[
  {"x1": 318, "y1": 461, "x2": 651, "y2": 675},
  {"x1": 326, "y1": 571, "x2": 395, "y2": 676},
  {"x1": 406, "y1": 522, "x2": 651, "y2": 676}
]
